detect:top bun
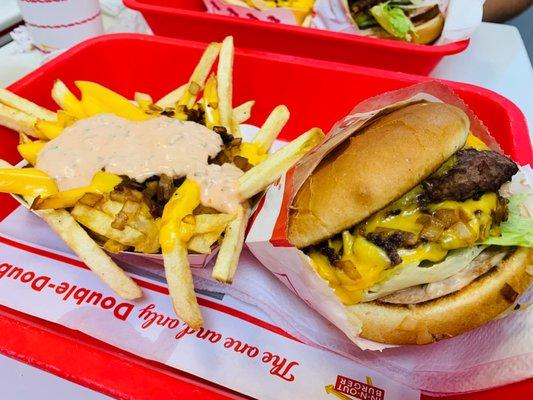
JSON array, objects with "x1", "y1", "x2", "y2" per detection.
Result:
[{"x1": 288, "y1": 102, "x2": 470, "y2": 248}]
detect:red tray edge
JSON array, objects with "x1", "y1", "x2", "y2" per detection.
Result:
[{"x1": 123, "y1": 0, "x2": 469, "y2": 56}]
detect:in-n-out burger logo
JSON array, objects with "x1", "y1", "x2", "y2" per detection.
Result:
[
  {"x1": 0, "y1": 262, "x2": 134, "y2": 321},
  {"x1": 326, "y1": 375, "x2": 385, "y2": 400}
]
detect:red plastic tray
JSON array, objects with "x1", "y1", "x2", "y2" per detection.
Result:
[
  {"x1": 123, "y1": 0, "x2": 469, "y2": 75},
  {"x1": 0, "y1": 34, "x2": 531, "y2": 399}
]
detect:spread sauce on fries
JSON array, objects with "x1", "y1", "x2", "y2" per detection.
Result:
[{"x1": 36, "y1": 114, "x2": 243, "y2": 213}]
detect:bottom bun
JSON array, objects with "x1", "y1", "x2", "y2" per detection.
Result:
[
  {"x1": 363, "y1": 13, "x2": 444, "y2": 45},
  {"x1": 411, "y1": 13, "x2": 445, "y2": 44},
  {"x1": 347, "y1": 247, "x2": 533, "y2": 345}
]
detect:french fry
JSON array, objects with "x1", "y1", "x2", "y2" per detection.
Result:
[
  {"x1": 302, "y1": 13, "x2": 313, "y2": 28},
  {"x1": 155, "y1": 84, "x2": 187, "y2": 108},
  {"x1": 71, "y1": 203, "x2": 145, "y2": 246},
  {"x1": 33, "y1": 172, "x2": 121, "y2": 210},
  {"x1": 225, "y1": 0, "x2": 252, "y2": 7},
  {"x1": 0, "y1": 88, "x2": 56, "y2": 121},
  {"x1": 0, "y1": 167, "x2": 58, "y2": 197},
  {"x1": 92, "y1": 196, "x2": 161, "y2": 254},
  {"x1": 188, "y1": 230, "x2": 223, "y2": 254},
  {"x1": 239, "y1": 127, "x2": 325, "y2": 199},
  {"x1": 212, "y1": 204, "x2": 250, "y2": 283},
  {"x1": 52, "y1": 79, "x2": 85, "y2": 119},
  {"x1": 99, "y1": 198, "x2": 127, "y2": 216},
  {"x1": 133, "y1": 219, "x2": 160, "y2": 253},
  {"x1": 0, "y1": 102, "x2": 40, "y2": 137},
  {"x1": 178, "y1": 43, "x2": 221, "y2": 109},
  {"x1": 56, "y1": 110, "x2": 77, "y2": 127},
  {"x1": 253, "y1": 105, "x2": 290, "y2": 152},
  {"x1": 36, "y1": 208, "x2": 142, "y2": 300},
  {"x1": 201, "y1": 73, "x2": 220, "y2": 129},
  {"x1": 17, "y1": 141, "x2": 46, "y2": 165},
  {"x1": 194, "y1": 213, "x2": 235, "y2": 235},
  {"x1": 134, "y1": 92, "x2": 153, "y2": 110},
  {"x1": 163, "y1": 240, "x2": 204, "y2": 329},
  {"x1": 35, "y1": 119, "x2": 64, "y2": 140},
  {"x1": 232, "y1": 100, "x2": 255, "y2": 125},
  {"x1": 18, "y1": 132, "x2": 32, "y2": 144},
  {"x1": 130, "y1": 210, "x2": 161, "y2": 254},
  {"x1": 104, "y1": 239, "x2": 128, "y2": 254},
  {"x1": 76, "y1": 81, "x2": 150, "y2": 121},
  {"x1": 217, "y1": 36, "x2": 235, "y2": 134}
]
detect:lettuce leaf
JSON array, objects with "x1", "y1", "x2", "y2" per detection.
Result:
[
  {"x1": 484, "y1": 195, "x2": 533, "y2": 247},
  {"x1": 369, "y1": 2, "x2": 413, "y2": 39}
]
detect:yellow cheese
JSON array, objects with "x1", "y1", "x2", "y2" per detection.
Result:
[
  {"x1": 309, "y1": 191, "x2": 500, "y2": 305},
  {"x1": 465, "y1": 133, "x2": 490, "y2": 150}
]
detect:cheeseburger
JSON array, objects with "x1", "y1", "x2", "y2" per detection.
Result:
[
  {"x1": 288, "y1": 102, "x2": 533, "y2": 345},
  {"x1": 347, "y1": 0, "x2": 445, "y2": 44}
]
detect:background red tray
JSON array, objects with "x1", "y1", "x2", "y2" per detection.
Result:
[
  {"x1": 0, "y1": 34, "x2": 531, "y2": 399},
  {"x1": 123, "y1": 0, "x2": 469, "y2": 75}
]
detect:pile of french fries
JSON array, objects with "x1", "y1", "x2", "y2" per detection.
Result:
[{"x1": 0, "y1": 36, "x2": 324, "y2": 328}]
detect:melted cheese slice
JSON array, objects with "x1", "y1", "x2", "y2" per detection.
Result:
[
  {"x1": 309, "y1": 192, "x2": 500, "y2": 305},
  {"x1": 362, "y1": 246, "x2": 485, "y2": 302}
]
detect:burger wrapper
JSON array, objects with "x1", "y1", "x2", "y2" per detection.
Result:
[
  {"x1": 312, "y1": 0, "x2": 484, "y2": 45},
  {"x1": 246, "y1": 80, "x2": 507, "y2": 351},
  {"x1": 110, "y1": 248, "x2": 216, "y2": 268},
  {"x1": 203, "y1": 0, "x2": 312, "y2": 26}
]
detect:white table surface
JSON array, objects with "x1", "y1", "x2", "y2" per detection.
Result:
[
  {"x1": 0, "y1": 0, "x2": 21, "y2": 32},
  {"x1": 0, "y1": 21, "x2": 531, "y2": 400}
]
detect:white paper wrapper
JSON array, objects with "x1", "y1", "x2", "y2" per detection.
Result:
[
  {"x1": 202, "y1": 0, "x2": 312, "y2": 26},
  {"x1": 312, "y1": 0, "x2": 484, "y2": 45},
  {"x1": 17, "y1": 0, "x2": 104, "y2": 52},
  {"x1": 246, "y1": 80, "x2": 518, "y2": 351}
]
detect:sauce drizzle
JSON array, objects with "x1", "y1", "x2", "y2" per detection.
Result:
[{"x1": 36, "y1": 114, "x2": 243, "y2": 213}]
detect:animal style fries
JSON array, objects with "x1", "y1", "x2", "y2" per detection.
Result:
[{"x1": 0, "y1": 36, "x2": 324, "y2": 328}]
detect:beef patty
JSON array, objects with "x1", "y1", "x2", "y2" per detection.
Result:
[{"x1": 420, "y1": 149, "x2": 518, "y2": 203}]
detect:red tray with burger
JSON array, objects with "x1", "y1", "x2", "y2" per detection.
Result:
[
  {"x1": 123, "y1": 0, "x2": 472, "y2": 75},
  {"x1": 0, "y1": 34, "x2": 531, "y2": 399}
]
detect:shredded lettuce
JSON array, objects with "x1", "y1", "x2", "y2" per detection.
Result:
[
  {"x1": 484, "y1": 195, "x2": 533, "y2": 248},
  {"x1": 369, "y1": 2, "x2": 413, "y2": 39}
]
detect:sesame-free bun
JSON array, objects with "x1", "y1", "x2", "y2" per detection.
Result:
[
  {"x1": 411, "y1": 13, "x2": 445, "y2": 44},
  {"x1": 347, "y1": 247, "x2": 533, "y2": 345},
  {"x1": 288, "y1": 102, "x2": 470, "y2": 248}
]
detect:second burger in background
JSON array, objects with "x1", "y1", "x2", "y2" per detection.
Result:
[{"x1": 346, "y1": 0, "x2": 445, "y2": 44}]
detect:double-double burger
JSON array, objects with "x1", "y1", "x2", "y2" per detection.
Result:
[{"x1": 288, "y1": 102, "x2": 533, "y2": 344}]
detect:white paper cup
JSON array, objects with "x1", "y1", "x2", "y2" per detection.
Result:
[{"x1": 17, "y1": 0, "x2": 104, "y2": 52}]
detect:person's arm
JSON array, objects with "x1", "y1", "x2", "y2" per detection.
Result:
[{"x1": 483, "y1": 0, "x2": 532, "y2": 22}]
